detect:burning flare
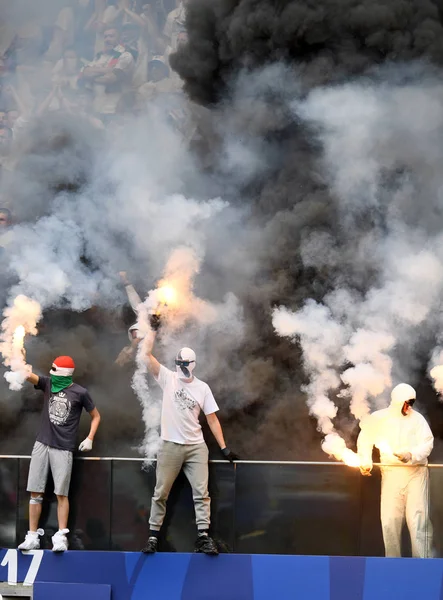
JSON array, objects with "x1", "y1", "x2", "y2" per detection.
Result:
[
  {"x1": 0, "y1": 295, "x2": 42, "y2": 390},
  {"x1": 322, "y1": 432, "x2": 361, "y2": 467},
  {"x1": 157, "y1": 285, "x2": 177, "y2": 307},
  {"x1": 13, "y1": 325, "x2": 25, "y2": 346}
]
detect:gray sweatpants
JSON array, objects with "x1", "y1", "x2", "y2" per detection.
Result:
[{"x1": 149, "y1": 441, "x2": 210, "y2": 531}]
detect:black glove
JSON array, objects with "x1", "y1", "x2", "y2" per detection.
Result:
[
  {"x1": 221, "y1": 447, "x2": 238, "y2": 462},
  {"x1": 149, "y1": 313, "x2": 161, "y2": 331}
]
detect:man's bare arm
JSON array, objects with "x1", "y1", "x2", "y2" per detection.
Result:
[
  {"x1": 95, "y1": 71, "x2": 118, "y2": 84},
  {"x1": 26, "y1": 373, "x2": 39, "y2": 386},
  {"x1": 87, "y1": 407, "x2": 101, "y2": 441},
  {"x1": 206, "y1": 413, "x2": 227, "y2": 449}
]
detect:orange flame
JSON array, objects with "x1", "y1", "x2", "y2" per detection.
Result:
[
  {"x1": 341, "y1": 449, "x2": 361, "y2": 468},
  {"x1": 157, "y1": 285, "x2": 177, "y2": 306},
  {"x1": 13, "y1": 325, "x2": 25, "y2": 343}
]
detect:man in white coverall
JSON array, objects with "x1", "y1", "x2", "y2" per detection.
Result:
[{"x1": 357, "y1": 383, "x2": 434, "y2": 558}]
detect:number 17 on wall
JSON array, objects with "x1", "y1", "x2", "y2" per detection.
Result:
[{"x1": 0, "y1": 549, "x2": 44, "y2": 585}]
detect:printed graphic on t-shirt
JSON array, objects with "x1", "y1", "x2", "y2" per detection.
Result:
[
  {"x1": 174, "y1": 388, "x2": 197, "y2": 411},
  {"x1": 48, "y1": 391, "x2": 72, "y2": 426}
]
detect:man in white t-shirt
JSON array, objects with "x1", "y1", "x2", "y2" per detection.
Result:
[
  {"x1": 141, "y1": 320, "x2": 236, "y2": 555},
  {"x1": 81, "y1": 27, "x2": 135, "y2": 118}
]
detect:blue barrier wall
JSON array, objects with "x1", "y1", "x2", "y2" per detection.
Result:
[{"x1": 1, "y1": 549, "x2": 443, "y2": 600}]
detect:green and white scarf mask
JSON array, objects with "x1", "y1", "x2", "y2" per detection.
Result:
[{"x1": 50, "y1": 375, "x2": 73, "y2": 393}]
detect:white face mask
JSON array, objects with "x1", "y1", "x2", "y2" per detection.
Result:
[{"x1": 175, "y1": 360, "x2": 195, "y2": 380}]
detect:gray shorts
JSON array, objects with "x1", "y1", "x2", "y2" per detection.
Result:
[{"x1": 27, "y1": 441, "x2": 73, "y2": 497}]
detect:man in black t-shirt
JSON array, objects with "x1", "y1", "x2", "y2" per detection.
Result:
[{"x1": 17, "y1": 356, "x2": 101, "y2": 552}]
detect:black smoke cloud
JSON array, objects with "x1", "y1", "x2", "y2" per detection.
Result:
[{"x1": 171, "y1": 0, "x2": 443, "y2": 103}]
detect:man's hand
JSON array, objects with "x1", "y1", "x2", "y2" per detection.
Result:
[
  {"x1": 119, "y1": 271, "x2": 130, "y2": 286},
  {"x1": 360, "y1": 464, "x2": 372, "y2": 476},
  {"x1": 394, "y1": 452, "x2": 412, "y2": 463},
  {"x1": 149, "y1": 313, "x2": 161, "y2": 331},
  {"x1": 221, "y1": 447, "x2": 238, "y2": 462},
  {"x1": 115, "y1": 345, "x2": 134, "y2": 366},
  {"x1": 79, "y1": 437, "x2": 93, "y2": 452}
]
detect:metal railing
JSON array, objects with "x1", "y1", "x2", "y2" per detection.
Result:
[{"x1": 0, "y1": 454, "x2": 441, "y2": 465}]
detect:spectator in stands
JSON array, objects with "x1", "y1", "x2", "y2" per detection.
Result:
[
  {"x1": 45, "y1": 2, "x2": 76, "y2": 62},
  {"x1": 52, "y1": 48, "x2": 82, "y2": 92},
  {"x1": 2, "y1": 84, "x2": 30, "y2": 139},
  {"x1": 121, "y1": 22, "x2": 141, "y2": 60},
  {"x1": 163, "y1": 0, "x2": 187, "y2": 52},
  {"x1": 176, "y1": 30, "x2": 188, "y2": 48},
  {"x1": 139, "y1": 55, "x2": 181, "y2": 101},
  {"x1": 62, "y1": 88, "x2": 105, "y2": 129},
  {"x1": 140, "y1": 321, "x2": 237, "y2": 556},
  {"x1": 147, "y1": 55, "x2": 169, "y2": 83},
  {"x1": 81, "y1": 26, "x2": 135, "y2": 121},
  {"x1": 121, "y1": 0, "x2": 166, "y2": 86},
  {"x1": 85, "y1": 0, "x2": 122, "y2": 56},
  {"x1": 17, "y1": 356, "x2": 101, "y2": 553}
]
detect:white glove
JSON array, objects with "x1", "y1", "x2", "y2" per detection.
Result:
[{"x1": 79, "y1": 437, "x2": 93, "y2": 452}]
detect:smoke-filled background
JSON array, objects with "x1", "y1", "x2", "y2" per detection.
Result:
[{"x1": 2, "y1": 0, "x2": 443, "y2": 460}]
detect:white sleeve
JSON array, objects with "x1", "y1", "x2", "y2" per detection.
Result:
[
  {"x1": 125, "y1": 284, "x2": 142, "y2": 313},
  {"x1": 115, "y1": 51, "x2": 135, "y2": 73},
  {"x1": 154, "y1": 364, "x2": 173, "y2": 390},
  {"x1": 411, "y1": 416, "x2": 434, "y2": 464},
  {"x1": 202, "y1": 385, "x2": 219, "y2": 415}
]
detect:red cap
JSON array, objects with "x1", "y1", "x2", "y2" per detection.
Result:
[{"x1": 50, "y1": 356, "x2": 75, "y2": 376}]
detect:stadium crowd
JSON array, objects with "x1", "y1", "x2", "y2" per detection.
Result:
[{"x1": 0, "y1": 0, "x2": 192, "y2": 195}]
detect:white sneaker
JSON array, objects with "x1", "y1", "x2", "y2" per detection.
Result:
[
  {"x1": 52, "y1": 528, "x2": 69, "y2": 552},
  {"x1": 18, "y1": 529, "x2": 44, "y2": 551}
]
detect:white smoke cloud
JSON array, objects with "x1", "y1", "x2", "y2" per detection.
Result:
[
  {"x1": 0, "y1": 96, "x2": 244, "y2": 456},
  {"x1": 273, "y1": 68, "x2": 443, "y2": 458}
]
